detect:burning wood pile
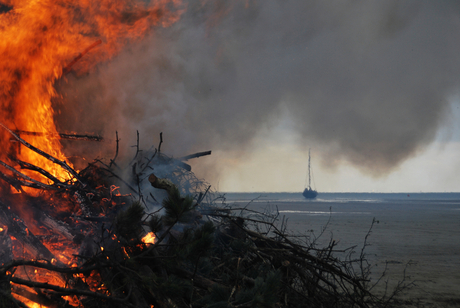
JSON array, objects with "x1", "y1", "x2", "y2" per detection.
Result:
[
  {"x1": 0, "y1": 1, "x2": 408, "y2": 306},
  {"x1": 0, "y1": 126, "x2": 404, "y2": 308}
]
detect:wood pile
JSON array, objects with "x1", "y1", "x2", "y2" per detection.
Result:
[{"x1": 0, "y1": 125, "x2": 407, "y2": 308}]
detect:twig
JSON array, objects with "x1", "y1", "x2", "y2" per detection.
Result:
[
  {"x1": 90, "y1": 159, "x2": 138, "y2": 195},
  {"x1": 131, "y1": 130, "x2": 140, "y2": 163},
  {"x1": 109, "y1": 131, "x2": 119, "y2": 168},
  {"x1": 178, "y1": 150, "x2": 212, "y2": 161},
  {"x1": 13, "y1": 130, "x2": 103, "y2": 142},
  {"x1": 158, "y1": 132, "x2": 163, "y2": 153},
  {"x1": 140, "y1": 148, "x2": 157, "y2": 173}
]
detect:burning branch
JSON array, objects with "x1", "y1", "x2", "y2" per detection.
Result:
[
  {"x1": 0, "y1": 160, "x2": 60, "y2": 190},
  {"x1": 0, "y1": 201, "x2": 57, "y2": 262},
  {"x1": 8, "y1": 156, "x2": 72, "y2": 189},
  {"x1": 0, "y1": 134, "x2": 408, "y2": 308},
  {"x1": 0, "y1": 122, "x2": 85, "y2": 186},
  {"x1": 13, "y1": 130, "x2": 103, "y2": 142},
  {"x1": 62, "y1": 39, "x2": 103, "y2": 75}
]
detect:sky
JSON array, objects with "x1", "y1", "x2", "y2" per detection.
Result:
[
  {"x1": 211, "y1": 103, "x2": 460, "y2": 192},
  {"x1": 55, "y1": 0, "x2": 460, "y2": 193}
]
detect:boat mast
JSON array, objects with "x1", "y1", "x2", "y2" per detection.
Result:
[{"x1": 308, "y1": 149, "x2": 311, "y2": 190}]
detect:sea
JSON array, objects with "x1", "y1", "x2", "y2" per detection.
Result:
[
  {"x1": 220, "y1": 192, "x2": 460, "y2": 302},
  {"x1": 222, "y1": 191, "x2": 460, "y2": 204},
  {"x1": 219, "y1": 192, "x2": 460, "y2": 256}
]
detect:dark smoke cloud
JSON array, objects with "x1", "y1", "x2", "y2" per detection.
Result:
[{"x1": 55, "y1": 0, "x2": 460, "y2": 177}]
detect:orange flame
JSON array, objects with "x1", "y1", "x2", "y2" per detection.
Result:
[
  {"x1": 1, "y1": 2, "x2": 183, "y2": 306},
  {"x1": 0, "y1": 0, "x2": 184, "y2": 181},
  {"x1": 142, "y1": 231, "x2": 156, "y2": 244}
]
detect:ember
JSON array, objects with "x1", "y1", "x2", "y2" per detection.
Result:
[{"x1": 141, "y1": 232, "x2": 156, "y2": 245}]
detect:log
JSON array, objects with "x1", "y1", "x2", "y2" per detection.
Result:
[
  {"x1": 148, "y1": 173, "x2": 176, "y2": 196},
  {"x1": 39, "y1": 214, "x2": 75, "y2": 241}
]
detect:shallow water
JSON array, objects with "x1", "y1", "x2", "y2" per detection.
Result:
[{"x1": 222, "y1": 192, "x2": 460, "y2": 306}]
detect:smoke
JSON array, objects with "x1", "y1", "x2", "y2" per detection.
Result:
[{"x1": 55, "y1": 0, "x2": 460, "y2": 177}]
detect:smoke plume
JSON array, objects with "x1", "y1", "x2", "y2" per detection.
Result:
[{"x1": 55, "y1": 0, "x2": 460, "y2": 178}]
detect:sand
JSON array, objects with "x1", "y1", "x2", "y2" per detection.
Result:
[{"x1": 232, "y1": 199, "x2": 460, "y2": 307}]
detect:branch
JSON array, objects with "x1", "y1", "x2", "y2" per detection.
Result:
[
  {"x1": 177, "y1": 150, "x2": 212, "y2": 161},
  {"x1": 131, "y1": 130, "x2": 140, "y2": 163},
  {"x1": 62, "y1": 39, "x2": 102, "y2": 75},
  {"x1": 0, "y1": 122, "x2": 85, "y2": 186},
  {"x1": 0, "y1": 169, "x2": 56, "y2": 191},
  {"x1": 158, "y1": 132, "x2": 163, "y2": 153},
  {"x1": 0, "y1": 159, "x2": 70, "y2": 190},
  {"x1": 10, "y1": 277, "x2": 135, "y2": 306},
  {"x1": 109, "y1": 131, "x2": 119, "y2": 168},
  {"x1": 14, "y1": 130, "x2": 103, "y2": 142},
  {"x1": 0, "y1": 259, "x2": 108, "y2": 276},
  {"x1": 9, "y1": 156, "x2": 69, "y2": 187}
]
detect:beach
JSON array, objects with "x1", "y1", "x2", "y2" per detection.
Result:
[{"x1": 225, "y1": 193, "x2": 460, "y2": 307}]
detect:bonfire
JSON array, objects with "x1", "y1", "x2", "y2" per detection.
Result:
[{"x1": 0, "y1": 1, "x2": 408, "y2": 307}]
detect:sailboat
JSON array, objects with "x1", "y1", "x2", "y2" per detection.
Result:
[{"x1": 302, "y1": 149, "x2": 318, "y2": 199}]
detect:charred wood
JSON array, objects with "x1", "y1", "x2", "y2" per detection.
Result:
[
  {"x1": 178, "y1": 150, "x2": 212, "y2": 161},
  {"x1": 12, "y1": 130, "x2": 103, "y2": 142},
  {"x1": 0, "y1": 201, "x2": 57, "y2": 262},
  {"x1": 9, "y1": 156, "x2": 72, "y2": 189},
  {"x1": 0, "y1": 160, "x2": 60, "y2": 190},
  {"x1": 0, "y1": 227, "x2": 13, "y2": 265}
]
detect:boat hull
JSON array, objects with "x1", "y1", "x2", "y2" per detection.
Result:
[{"x1": 302, "y1": 188, "x2": 318, "y2": 199}]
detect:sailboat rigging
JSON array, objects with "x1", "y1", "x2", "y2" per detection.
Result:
[{"x1": 303, "y1": 149, "x2": 318, "y2": 199}]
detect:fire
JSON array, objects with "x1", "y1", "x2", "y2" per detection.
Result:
[
  {"x1": 142, "y1": 231, "x2": 156, "y2": 245},
  {"x1": 0, "y1": 1, "x2": 184, "y2": 307},
  {"x1": 0, "y1": 0, "x2": 184, "y2": 182}
]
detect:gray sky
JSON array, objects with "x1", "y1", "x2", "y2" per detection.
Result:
[{"x1": 57, "y1": 0, "x2": 460, "y2": 192}]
